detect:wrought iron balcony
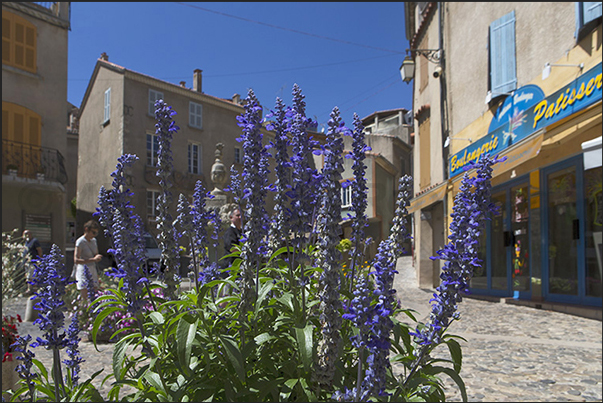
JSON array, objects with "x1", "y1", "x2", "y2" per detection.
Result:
[{"x1": 3, "y1": 139, "x2": 68, "y2": 184}]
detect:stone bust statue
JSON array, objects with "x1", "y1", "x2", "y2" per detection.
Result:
[{"x1": 210, "y1": 143, "x2": 227, "y2": 196}]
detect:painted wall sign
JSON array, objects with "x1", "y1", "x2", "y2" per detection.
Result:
[{"x1": 450, "y1": 62, "x2": 602, "y2": 178}]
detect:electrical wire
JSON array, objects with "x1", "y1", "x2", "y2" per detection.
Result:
[{"x1": 174, "y1": 2, "x2": 404, "y2": 55}]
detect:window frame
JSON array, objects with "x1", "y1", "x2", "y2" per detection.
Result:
[
  {"x1": 2, "y1": 10, "x2": 37, "y2": 74},
  {"x1": 341, "y1": 181, "x2": 353, "y2": 209},
  {"x1": 149, "y1": 89, "x2": 164, "y2": 116},
  {"x1": 103, "y1": 88, "x2": 111, "y2": 124},
  {"x1": 146, "y1": 189, "x2": 161, "y2": 221},
  {"x1": 2, "y1": 102, "x2": 41, "y2": 146},
  {"x1": 188, "y1": 142, "x2": 202, "y2": 175},
  {"x1": 189, "y1": 101, "x2": 203, "y2": 129},
  {"x1": 146, "y1": 132, "x2": 160, "y2": 167}
]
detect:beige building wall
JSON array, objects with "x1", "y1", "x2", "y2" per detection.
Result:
[
  {"x1": 2, "y1": 2, "x2": 70, "y2": 253},
  {"x1": 77, "y1": 57, "x2": 254, "y2": 257},
  {"x1": 444, "y1": 2, "x2": 576, "y2": 141}
]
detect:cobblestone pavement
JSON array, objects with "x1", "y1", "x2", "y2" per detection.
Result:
[
  {"x1": 3, "y1": 262, "x2": 602, "y2": 402},
  {"x1": 393, "y1": 258, "x2": 603, "y2": 402}
]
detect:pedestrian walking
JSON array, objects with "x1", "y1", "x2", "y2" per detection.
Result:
[
  {"x1": 22, "y1": 229, "x2": 42, "y2": 295},
  {"x1": 73, "y1": 220, "x2": 103, "y2": 302}
]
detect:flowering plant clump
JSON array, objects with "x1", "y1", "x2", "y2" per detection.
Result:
[
  {"x1": 2, "y1": 229, "x2": 29, "y2": 301},
  {"x1": 2, "y1": 314, "x2": 22, "y2": 362},
  {"x1": 3, "y1": 85, "x2": 501, "y2": 402}
]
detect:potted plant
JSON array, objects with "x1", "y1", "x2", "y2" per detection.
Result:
[{"x1": 2, "y1": 314, "x2": 22, "y2": 394}]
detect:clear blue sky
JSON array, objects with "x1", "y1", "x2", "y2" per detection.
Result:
[{"x1": 68, "y1": 2, "x2": 412, "y2": 131}]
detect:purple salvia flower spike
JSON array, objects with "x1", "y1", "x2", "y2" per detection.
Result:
[
  {"x1": 154, "y1": 99, "x2": 182, "y2": 299},
  {"x1": 314, "y1": 106, "x2": 346, "y2": 387}
]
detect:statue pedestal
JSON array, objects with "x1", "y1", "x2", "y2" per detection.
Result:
[{"x1": 206, "y1": 194, "x2": 228, "y2": 210}]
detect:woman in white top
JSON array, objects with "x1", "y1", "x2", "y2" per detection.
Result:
[{"x1": 74, "y1": 220, "x2": 103, "y2": 302}]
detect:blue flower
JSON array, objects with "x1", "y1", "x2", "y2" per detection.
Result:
[
  {"x1": 30, "y1": 245, "x2": 70, "y2": 350},
  {"x1": 62, "y1": 313, "x2": 84, "y2": 386},
  {"x1": 347, "y1": 113, "x2": 370, "y2": 287},
  {"x1": 267, "y1": 97, "x2": 292, "y2": 254},
  {"x1": 154, "y1": 99, "x2": 182, "y2": 297},
  {"x1": 94, "y1": 154, "x2": 148, "y2": 315},
  {"x1": 314, "y1": 106, "x2": 346, "y2": 386},
  {"x1": 236, "y1": 89, "x2": 271, "y2": 312},
  {"x1": 288, "y1": 84, "x2": 320, "y2": 253},
  {"x1": 12, "y1": 335, "x2": 38, "y2": 396},
  {"x1": 347, "y1": 176, "x2": 413, "y2": 397},
  {"x1": 410, "y1": 154, "x2": 503, "y2": 347}
]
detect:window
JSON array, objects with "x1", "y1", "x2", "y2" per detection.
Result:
[
  {"x1": 188, "y1": 142, "x2": 201, "y2": 174},
  {"x1": 2, "y1": 102, "x2": 41, "y2": 146},
  {"x1": 418, "y1": 114, "x2": 431, "y2": 190},
  {"x1": 234, "y1": 147, "x2": 242, "y2": 164},
  {"x1": 489, "y1": 10, "x2": 517, "y2": 95},
  {"x1": 576, "y1": 2, "x2": 603, "y2": 40},
  {"x1": 189, "y1": 101, "x2": 203, "y2": 129},
  {"x1": 147, "y1": 190, "x2": 160, "y2": 220},
  {"x1": 2, "y1": 11, "x2": 37, "y2": 73},
  {"x1": 103, "y1": 88, "x2": 111, "y2": 124},
  {"x1": 341, "y1": 182, "x2": 353, "y2": 208},
  {"x1": 146, "y1": 133, "x2": 159, "y2": 166},
  {"x1": 149, "y1": 89, "x2": 164, "y2": 116}
]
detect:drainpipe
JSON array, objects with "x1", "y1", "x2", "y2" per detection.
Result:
[{"x1": 438, "y1": 2, "x2": 450, "y2": 275}]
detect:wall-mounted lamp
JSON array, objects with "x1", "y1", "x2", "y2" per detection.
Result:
[
  {"x1": 542, "y1": 62, "x2": 584, "y2": 80},
  {"x1": 444, "y1": 136, "x2": 473, "y2": 148},
  {"x1": 399, "y1": 48, "x2": 443, "y2": 83},
  {"x1": 485, "y1": 90, "x2": 514, "y2": 104}
]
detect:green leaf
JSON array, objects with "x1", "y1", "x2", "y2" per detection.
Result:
[
  {"x1": 254, "y1": 332, "x2": 274, "y2": 346},
  {"x1": 254, "y1": 280, "x2": 274, "y2": 314},
  {"x1": 219, "y1": 335, "x2": 246, "y2": 381},
  {"x1": 113, "y1": 337, "x2": 129, "y2": 381},
  {"x1": 144, "y1": 370, "x2": 168, "y2": 398},
  {"x1": 92, "y1": 306, "x2": 121, "y2": 350},
  {"x1": 424, "y1": 365, "x2": 468, "y2": 402},
  {"x1": 294, "y1": 324, "x2": 313, "y2": 373},
  {"x1": 148, "y1": 311, "x2": 164, "y2": 325},
  {"x1": 177, "y1": 316, "x2": 198, "y2": 376},
  {"x1": 267, "y1": 246, "x2": 291, "y2": 264},
  {"x1": 280, "y1": 378, "x2": 299, "y2": 401},
  {"x1": 446, "y1": 338, "x2": 463, "y2": 373}
]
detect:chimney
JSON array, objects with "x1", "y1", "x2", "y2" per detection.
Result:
[
  {"x1": 232, "y1": 93, "x2": 240, "y2": 104},
  {"x1": 193, "y1": 69, "x2": 203, "y2": 93},
  {"x1": 100, "y1": 52, "x2": 108, "y2": 61},
  {"x1": 180, "y1": 81, "x2": 187, "y2": 88}
]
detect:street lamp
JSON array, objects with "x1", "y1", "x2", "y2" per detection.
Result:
[{"x1": 399, "y1": 48, "x2": 443, "y2": 83}]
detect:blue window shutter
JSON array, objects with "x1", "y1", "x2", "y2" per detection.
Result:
[
  {"x1": 576, "y1": 2, "x2": 603, "y2": 38},
  {"x1": 584, "y1": 2, "x2": 602, "y2": 23},
  {"x1": 490, "y1": 10, "x2": 517, "y2": 94}
]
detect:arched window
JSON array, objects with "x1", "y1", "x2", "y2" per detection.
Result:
[{"x1": 2, "y1": 10, "x2": 37, "y2": 73}]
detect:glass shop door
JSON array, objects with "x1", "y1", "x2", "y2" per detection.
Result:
[{"x1": 473, "y1": 177, "x2": 531, "y2": 297}]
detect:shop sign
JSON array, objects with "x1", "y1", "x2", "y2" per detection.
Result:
[{"x1": 450, "y1": 62, "x2": 602, "y2": 178}]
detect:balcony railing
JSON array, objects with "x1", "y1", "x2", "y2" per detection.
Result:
[{"x1": 3, "y1": 139, "x2": 68, "y2": 184}]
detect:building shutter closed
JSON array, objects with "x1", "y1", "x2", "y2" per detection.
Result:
[{"x1": 489, "y1": 10, "x2": 517, "y2": 95}]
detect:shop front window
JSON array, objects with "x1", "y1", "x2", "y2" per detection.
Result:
[
  {"x1": 584, "y1": 166, "x2": 602, "y2": 298},
  {"x1": 547, "y1": 166, "x2": 578, "y2": 295},
  {"x1": 491, "y1": 191, "x2": 507, "y2": 290},
  {"x1": 511, "y1": 185, "x2": 530, "y2": 292}
]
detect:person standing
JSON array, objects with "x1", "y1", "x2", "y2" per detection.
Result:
[
  {"x1": 74, "y1": 220, "x2": 103, "y2": 302},
  {"x1": 221, "y1": 208, "x2": 243, "y2": 272},
  {"x1": 22, "y1": 230, "x2": 43, "y2": 295}
]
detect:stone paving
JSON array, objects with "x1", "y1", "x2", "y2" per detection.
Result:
[{"x1": 2, "y1": 257, "x2": 601, "y2": 402}]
